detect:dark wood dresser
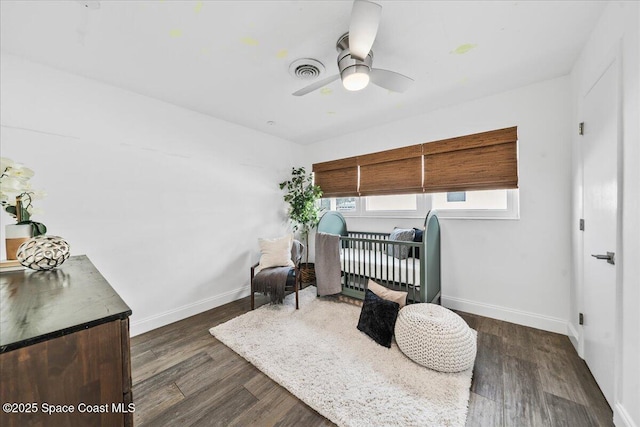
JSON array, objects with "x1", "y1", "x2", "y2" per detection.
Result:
[{"x1": 0, "y1": 255, "x2": 133, "y2": 427}]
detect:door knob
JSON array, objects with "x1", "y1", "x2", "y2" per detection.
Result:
[{"x1": 591, "y1": 252, "x2": 615, "y2": 265}]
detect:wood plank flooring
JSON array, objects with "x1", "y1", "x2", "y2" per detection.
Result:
[{"x1": 131, "y1": 293, "x2": 613, "y2": 427}]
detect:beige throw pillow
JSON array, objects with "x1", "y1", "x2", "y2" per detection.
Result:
[
  {"x1": 255, "y1": 234, "x2": 295, "y2": 275},
  {"x1": 367, "y1": 279, "x2": 408, "y2": 308}
]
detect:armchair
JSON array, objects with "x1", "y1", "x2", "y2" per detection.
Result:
[{"x1": 250, "y1": 240, "x2": 304, "y2": 310}]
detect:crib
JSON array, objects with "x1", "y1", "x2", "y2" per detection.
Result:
[{"x1": 316, "y1": 210, "x2": 441, "y2": 304}]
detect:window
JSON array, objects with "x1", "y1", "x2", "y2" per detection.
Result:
[
  {"x1": 320, "y1": 189, "x2": 519, "y2": 219},
  {"x1": 446, "y1": 192, "x2": 466, "y2": 203},
  {"x1": 365, "y1": 195, "x2": 417, "y2": 211},
  {"x1": 432, "y1": 189, "x2": 518, "y2": 219},
  {"x1": 362, "y1": 194, "x2": 425, "y2": 217},
  {"x1": 313, "y1": 126, "x2": 519, "y2": 220},
  {"x1": 312, "y1": 126, "x2": 518, "y2": 198},
  {"x1": 433, "y1": 190, "x2": 507, "y2": 210},
  {"x1": 320, "y1": 195, "x2": 423, "y2": 217},
  {"x1": 320, "y1": 197, "x2": 357, "y2": 213},
  {"x1": 336, "y1": 197, "x2": 357, "y2": 212}
]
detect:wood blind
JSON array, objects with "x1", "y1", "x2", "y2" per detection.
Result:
[
  {"x1": 312, "y1": 157, "x2": 358, "y2": 197},
  {"x1": 423, "y1": 127, "x2": 518, "y2": 193},
  {"x1": 359, "y1": 145, "x2": 422, "y2": 195},
  {"x1": 311, "y1": 126, "x2": 517, "y2": 197}
]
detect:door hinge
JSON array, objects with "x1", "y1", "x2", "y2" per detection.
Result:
[
  {"x1": 579, "y1": 122, "x2": 584, "y2": 135},
  {"x1": 579, "y1": 219, "x2": 585, "y2": 231},
  {"x1": 579, "y1": 313, "x2": 584, "y2": 325}
]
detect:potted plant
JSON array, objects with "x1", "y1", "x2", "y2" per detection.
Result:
[
  {"x1": 279, "y1": 167, "x2": 323, "y2": 283},
  {"x1": 0, "y1": 157, "x2": 47, "y2": 260}
]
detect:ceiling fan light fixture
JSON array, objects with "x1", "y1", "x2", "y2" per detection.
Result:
[{"x1": 341, "y1": 64, "x2": 370, "y2": 91}]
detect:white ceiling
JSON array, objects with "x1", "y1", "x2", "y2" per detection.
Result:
[{"x1": 1, "y1": 1, "x2": 606, "y2": 145}]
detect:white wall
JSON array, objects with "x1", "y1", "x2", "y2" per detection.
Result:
[
  {"x1": 0, "y1": 53, "x2": 302, "y2": 336},
  {"x1": 569, "y1": 2, "x2": 639, "y2": 426},
  {"x1": 306, "y1": 76, "x2": 573, "y2": 334}
]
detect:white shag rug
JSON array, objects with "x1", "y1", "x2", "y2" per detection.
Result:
[{"x1": 210, "y1": 287, "x2": 474, "y2": 427}]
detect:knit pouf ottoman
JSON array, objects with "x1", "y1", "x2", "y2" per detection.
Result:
[{"x1": 395, "y1": 303, "x2": 476, "y2": 372}]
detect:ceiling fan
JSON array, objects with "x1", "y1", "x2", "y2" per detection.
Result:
[{"x1": 293, "y1": 0, "x2": 414, "y2": 96}]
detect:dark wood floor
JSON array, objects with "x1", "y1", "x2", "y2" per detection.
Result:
[{"x1": 130, "y1": 293, "x2": 613, "y2": 427}]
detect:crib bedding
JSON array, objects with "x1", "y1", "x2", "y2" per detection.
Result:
[{"x1": 340, "y1": 249, "x2": 421, "y2": 286}]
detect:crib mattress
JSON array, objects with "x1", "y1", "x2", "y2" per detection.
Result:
[{"x1": 340, "y1": 249, "x2": 421, "y2": 286}]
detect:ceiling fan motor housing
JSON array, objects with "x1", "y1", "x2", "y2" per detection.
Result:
[
  {"x1": 338, "y1": 49, "x2": 373, "y2": 75},
  {"x1": 336, "y1": 33, "x2": 373, "y2": 84}
]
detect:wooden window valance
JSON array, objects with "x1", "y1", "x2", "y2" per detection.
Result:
[
  {"x1": 359, "y1": 145, "x2": 423, "y2": 196},
  {"x1": 312, "y1": 156, "x2": 358, "y2": 198},
  {"x1": 423, "y1": 127, "x2": 518, "y2": 193},
  {"x1": 312, "y1": 126, "x2": 517, "y2": 197}
]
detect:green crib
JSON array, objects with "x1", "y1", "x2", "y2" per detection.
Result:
[{"x1": 316, "y1": 210, "x2": 441, "y2": 304}]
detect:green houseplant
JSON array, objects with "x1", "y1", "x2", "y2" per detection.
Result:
[{"x1": 279, "y1": 167, "x2": 323, "y2": 281}]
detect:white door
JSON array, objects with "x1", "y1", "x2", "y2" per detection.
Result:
[{"x1": 582, "y1": 60, "x2": 618, "y2": 407}]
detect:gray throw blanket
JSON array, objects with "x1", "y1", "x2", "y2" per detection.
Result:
[
  {"x1": 315, "y1": 232, "x2": 342, "y2": 296},
  {"x1": 253, "y1": 240, "x2": 303, "y2": 304}
]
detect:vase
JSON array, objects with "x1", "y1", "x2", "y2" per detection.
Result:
[
  {"x1": 17, "y1": 235, "x2": 71, "y2": 271},
  {"x1": 5, "y1": 224, "x2": 33, "y2": 260}
]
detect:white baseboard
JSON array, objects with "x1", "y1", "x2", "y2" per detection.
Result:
[
  {"x1": 567, "y1": 321, "x2": 583, "y2": 356},
  {"x1": 441, "y1": 295, "x2": 567, "y2": 334},
  {"x1": 615, "y1": 403, "x2": 638, "y2": 427},
  {"x1": 130, "y1": 285, "x2": 251, "y2": 337}
]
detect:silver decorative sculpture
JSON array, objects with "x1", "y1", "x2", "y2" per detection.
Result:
[{"x1": 17, "y1": 235, "x2": 70, "y2": 271}]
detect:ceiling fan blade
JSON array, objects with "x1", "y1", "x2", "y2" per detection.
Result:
[
  {"x1": 370, "y1": 68, "x2": 414, "y2": 93},
  {"x1": 292, "y1": 74, "x2": 340, "y2": 96},
  {"x1": 349, "y1": 0, "x2": 382, "y2": 60}
]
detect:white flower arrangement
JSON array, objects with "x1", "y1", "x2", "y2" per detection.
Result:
[{"x1": 0, "y1": 157, "x2": 47, "y2": 235}]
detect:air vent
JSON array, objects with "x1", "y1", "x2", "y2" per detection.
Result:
[{"x1": 289, "y1": 59, "x2": 325, "y2": 80}]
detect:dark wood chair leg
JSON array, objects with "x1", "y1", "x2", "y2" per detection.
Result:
[
  {"x1": 250, "y1": 268, "x2": 255, "y2": 310},
  {"x1": 294, "y1": 266, "x2": 300, "y2": 310}
]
